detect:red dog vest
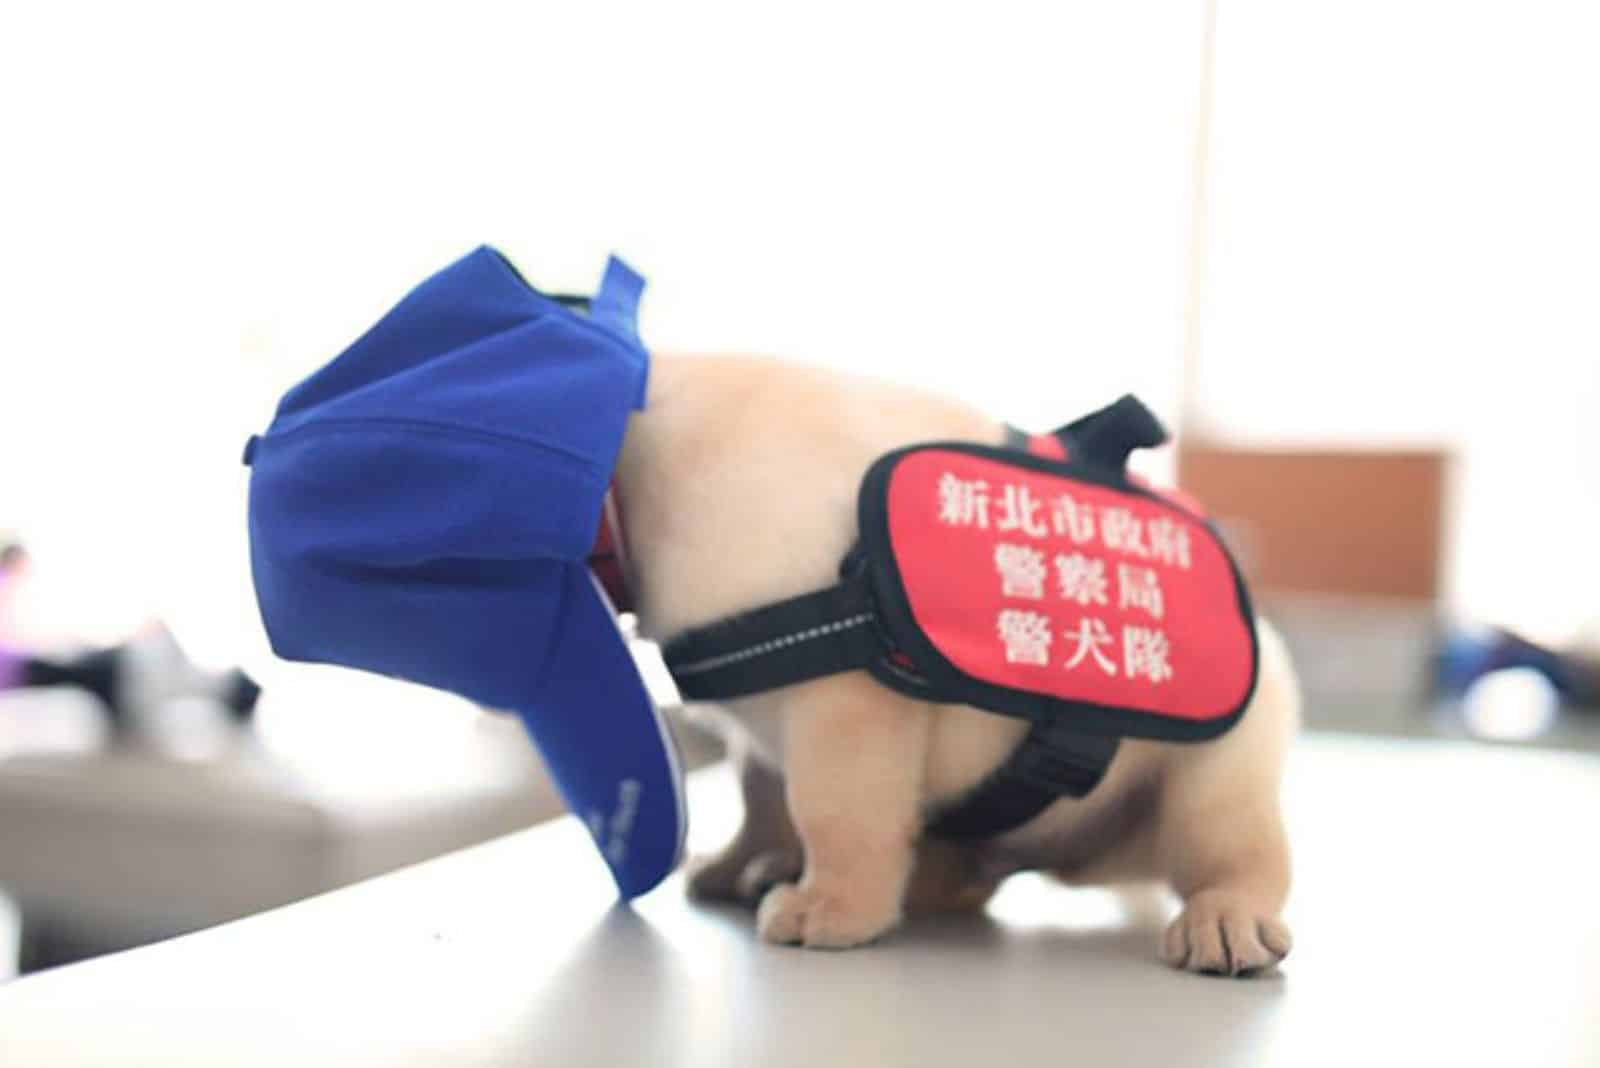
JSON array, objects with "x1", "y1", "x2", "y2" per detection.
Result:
[
  {"x1": 662, "y1": 395, "x2": 1259, "y2": 837},
  {"x1": 860, "y1": 442, "x2": 1255, "y2": 742}
]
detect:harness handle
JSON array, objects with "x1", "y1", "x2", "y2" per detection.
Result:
[{"x1": 1052, "y1": 393, "x2": 1169, "y2": 472}]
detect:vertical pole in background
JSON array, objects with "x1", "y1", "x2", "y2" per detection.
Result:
[
  {"x1": 0, "y1": 890, "x2": 18, "y2": 982},
  {"x1": 1177, "y1": 0, "x2": 1220, "y2": 445}
]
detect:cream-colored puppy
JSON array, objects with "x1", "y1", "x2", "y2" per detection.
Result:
[{"x1": 615, "y1": 354, "x2": 1298, "y2": 976}]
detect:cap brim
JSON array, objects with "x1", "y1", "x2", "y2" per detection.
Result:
[{"x1": 513, "y1": 566, "x2": 687, "y2": 899}]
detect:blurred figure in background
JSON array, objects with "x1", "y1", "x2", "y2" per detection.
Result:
[{"x1": 0, "y1": 536, "x2": 260, "y2": 737}]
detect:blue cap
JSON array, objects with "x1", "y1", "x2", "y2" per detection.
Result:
[{"x1": 243, "y1": 246, "x2": 685, "y2": 898}]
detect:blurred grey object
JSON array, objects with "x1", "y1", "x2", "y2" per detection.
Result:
[
  {"x1": 0, "y1": 688, "x2": 562, "y2": 966},
  {"x1": 0, "y1": 679, "x2": 718, "y2": 972}
]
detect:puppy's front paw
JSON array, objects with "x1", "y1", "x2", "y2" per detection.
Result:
[
  {"x1": 756, "y1": 883, "x2": 900, "y2": 949},
  {"x1": 1162, "y1": 892, "x2": 1292, "y2": 977}
]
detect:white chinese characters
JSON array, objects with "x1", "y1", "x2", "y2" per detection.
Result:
[
  {"x1": 938, "y1": 469, "x2": 1195, "y2": 575},
  {"x1": 1117, "y1": 563, "x2": 1164, "y2": 620},
  {"x1": 1123, "y1": 626, "x2": 1173, "y2": 683},
  {"x1": 938, "y1": 474, "x2": 990, "y2": 529},
  {"x1": 995, "y1": 484, "x2": 1049, "y2": 538},
  {"x1": 994, "y1": 543, "x2": 1047, "y2": 600},
  {"x1": 1146, "y1": 517, "x2": 1192, "y2": 569},
  {"x1": 997, "y1": 610, "x2": 1053, "y2": 665},
  {"x1": 1051, "y1": 492, "x2": 1096, "y2": 543},
  {"x1": 1055, "y1": 552, "x2": 1109, "y2": 606},
  {"x1": 1099, "y1": 506, "x2": 1149, "y2": 558},
  {"x1": 1063, "y1": 617, "x2": 1118, "y2": 675},
  {"x1": 940, "y1": 467, "x2": 1187, "y2": 687}
]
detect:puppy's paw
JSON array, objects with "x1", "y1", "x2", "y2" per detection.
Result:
[
  {"x1": 687, "y1": 848, "x2": 803, "y2": 905},
  {"x1": 736, "y1": 850, "x2": 804, "y2": 902},
  {"x1": 756, "y1": 883, "x2": 900, "y2": 949},
  {"x1": 685, "y1": 852, "x2": 751, "y2": 902},
  {"x1": 1162, "y1": 892, "x2": 1291, "y2": 977}
]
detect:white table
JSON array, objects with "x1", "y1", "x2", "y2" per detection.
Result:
[{"x1": 3, "y1": 734, "x2": 1598, "y2": 1067}]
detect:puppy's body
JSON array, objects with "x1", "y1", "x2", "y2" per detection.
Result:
[{"x1": 616, "y1": 354, "x2": 1297, "y2": 974}]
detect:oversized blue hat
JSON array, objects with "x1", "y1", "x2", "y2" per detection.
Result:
[{"x1": 243, "y1": 246, "x2": 685, "y2": 898}]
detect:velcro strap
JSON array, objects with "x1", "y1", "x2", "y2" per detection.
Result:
[{"x1": 662, "y1": 570, "x2": 884, "y2": 701}]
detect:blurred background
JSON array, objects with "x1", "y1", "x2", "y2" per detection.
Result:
[{"x1": 0, "y1": 1, "x2": 1595, "y2": 979}]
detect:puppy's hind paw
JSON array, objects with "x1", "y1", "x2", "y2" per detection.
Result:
[
  {"x1": 735, "y1": 850, "x2": 804, "y2": 902},
  {"x1": 687, "y1": 848, "x2": 803, "y2": 905},
  {"x1": 1163, "y1": 892, "x2": 1291, "y2": 977},
  {"x1": 685, "y1": 851, "x2": 750, "y2": 903},
  {"x1": 756, "y1": 883, "x2": 900, "y2": 950}
]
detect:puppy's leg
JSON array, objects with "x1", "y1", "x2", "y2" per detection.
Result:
[
  {"x1": 1158, "y1": 623, "x2": 1299, "y2": 976},
  {"x1": 903, "y1": 838, "x2": 1002, "y2": 914},
  {"x1": 687, "y1": 742, "x2": 803, "y2": 905},
  {"x1": 757, "y1": 674, "x2": 929, "y2": 949},
  {"x1": 1159, "y1": 790, "x2": 1292, "y2": 976}
]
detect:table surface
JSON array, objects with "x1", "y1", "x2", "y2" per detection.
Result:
[{"x1": 3, "y1": 733, "x2": 1599, "y2": 1067}]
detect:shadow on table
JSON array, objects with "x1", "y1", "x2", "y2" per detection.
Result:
[{"x1": 506, "y1": 906, "x2": 697, "y2": 1062}]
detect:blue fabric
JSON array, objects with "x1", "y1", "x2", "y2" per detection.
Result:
[{"x1": 244, "y1": 246, "x2": 683, "y2": 898}]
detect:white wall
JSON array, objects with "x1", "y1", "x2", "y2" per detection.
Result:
[
  {"x1": 1196, "y1": 0, "x2": 1599, "y2": 639},
  {"x1": 1, "y1": 3, "x2": 1210, "y2": 673}
]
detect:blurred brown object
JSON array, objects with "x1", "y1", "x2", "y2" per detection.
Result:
[{"x1": 1177, "y1": 445, "x2": 1448, "y2": 600}]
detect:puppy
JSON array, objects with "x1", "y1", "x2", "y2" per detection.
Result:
[{"x1": 615, "y1": 354, "x2": 1298, "y2": 975}]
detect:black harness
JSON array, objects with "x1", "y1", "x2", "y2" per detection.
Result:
[{"x1": 663, "y1": 396, "x2": 1246, "y2": 840}]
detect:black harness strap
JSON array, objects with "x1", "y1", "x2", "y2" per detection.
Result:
[
  {"x1": 664, "y1": 567, "x2": 882, "y2": 702},
  {"x1": 924, "y1": 719, "x2": 1118, "y2": 839}
]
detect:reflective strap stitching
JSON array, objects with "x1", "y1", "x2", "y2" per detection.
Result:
[{"x1": 669, "y1": 613, "x2": 875, "y2": 676}]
